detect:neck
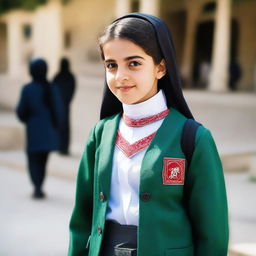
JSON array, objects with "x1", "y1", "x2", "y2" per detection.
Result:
[{"x1": 122, "y1": 90, "x2": 167, "y2": 119}]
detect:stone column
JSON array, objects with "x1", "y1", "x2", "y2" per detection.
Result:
[
  {"x1": 115, "y1": 0, "x2": 131, "y2": 17},
  {"x1": 33, "y1": 0, "x2": 63, "y2": 77},
  {"x1": 6, "y1": 13, "x2": 23, "y2": 77},
  {"x1": 139, "y1": 0, "x2": 160, "y2": 16},
  {"x1": 209, "y1": 0, "x2": 231, "y2": 91},
  {"x1": 0, "y1": 23, "x2": 8, "y2": 73},
  {"x1": 181, "y1": 1, "x2": 201, "y2": 87},
  {"x1": 249, "y1": 156, "x2": 256, "y2": 181}
]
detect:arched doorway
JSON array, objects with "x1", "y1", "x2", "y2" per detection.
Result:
[
  {"x1": 192, "y1": 21, "x2": 214, "y2": 89},
  {"x1": 0, "y1": 23, "x2": 8, "y2": 73},
  {"x1": 192, "y1": 19, "x2": 239, "y2": 89},
  {"x1": 229, "y1": 19, "x2": 240, "y2": 91}
]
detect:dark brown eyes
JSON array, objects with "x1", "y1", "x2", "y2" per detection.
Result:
[{"x1": 106, "y1": 61, "x2": 142, "y2": 70}]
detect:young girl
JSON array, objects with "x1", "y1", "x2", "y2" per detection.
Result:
[{"x1": 68, "y1": 13, "x2": 229, "y2": 256}]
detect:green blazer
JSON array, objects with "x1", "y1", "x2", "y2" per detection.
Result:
[{"x1": 68, "y1": 108, "x2": 229, "y2": 256}]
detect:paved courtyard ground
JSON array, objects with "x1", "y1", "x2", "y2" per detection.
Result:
[{"x1": 0, "y1": 165, "x2": 255, "y2": 255}]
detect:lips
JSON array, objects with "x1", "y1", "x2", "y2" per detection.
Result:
[{"x1": 117, "y1": 85, "x2": 135, "y2": 92}]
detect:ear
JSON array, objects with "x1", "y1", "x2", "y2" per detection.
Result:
[{"x1": 156, "y1": 59, "x2": 166, "y2": 79}]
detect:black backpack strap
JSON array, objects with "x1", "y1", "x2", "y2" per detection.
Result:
[{"x1": 181, "y1": 119, "x2": 201, "y2": 169}]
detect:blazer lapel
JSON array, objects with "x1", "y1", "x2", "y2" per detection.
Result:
[{"x1": 97, "y1": 113, "x2": 121, "y2": 197}]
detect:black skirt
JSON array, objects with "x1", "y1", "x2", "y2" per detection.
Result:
[{"x1": 100, "y1": 220, "x2": 137, "y2": 256}]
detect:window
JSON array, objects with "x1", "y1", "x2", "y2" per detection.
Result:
[
  {"x1": 131, "y1": 0, "x2": 139, "y2": 12},
  {"x1": 23, "y1": 24, "x2": 32, "y2": 40},
  {"x1": 64, "y1": 30, "x2": 72, "y2": 49},
  {"x1": 202, "y1": 2, "x2": 216, "y2": 14}
]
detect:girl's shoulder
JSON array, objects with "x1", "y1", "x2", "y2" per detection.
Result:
[
  {"x1": 172, "y1": 107, "x2": 215, "y2": 149},
  {"x1": 95, "y1": 112, "x2": 120, "y2": 129},
  {"x1": 192, "y1": 124, "x2": 219, "y2": 158},
  {"x1": 90, "y1": 112, "x2": 121, "y2": 142},
  {"x1": 195, "y1": 125, "x2": 212, "y2": 143}
]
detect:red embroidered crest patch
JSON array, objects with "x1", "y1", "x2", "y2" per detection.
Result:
[{"x1": 162, "y1": 158, "x2": 185, "y2": 185}]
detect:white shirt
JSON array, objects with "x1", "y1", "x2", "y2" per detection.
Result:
[{"x1": 106, "y1": 90, "x2": 168, "y2": 225}]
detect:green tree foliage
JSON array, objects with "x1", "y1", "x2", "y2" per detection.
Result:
[
  {"x1": 0, "y1": 0, "x2": 253, "y2": 15},
  {"x1": 233, "y1": 0, "x2": 255, "y2": 3},
  {"x1": 0, "y1": 0, "x2": 48, "y2": 14},
  {"x1": 0, "y1": 0, "x2": 71, "y2": 14}
]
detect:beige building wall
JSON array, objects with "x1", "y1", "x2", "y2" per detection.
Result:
[
  {"x1": 61, "y1": 0, "x2": 116, "y2": 74},
  {"x1": 161, "y1": 2, "x2": 187, "y2": 66},
  {"x1": 0, "y1": 10, "x2": 34, "y2": 109},
  {"x1": 0, "y1": 1, "x2": 64, "y2": 79},
  {"x1": 1, "y1": 10, "x2": 33, "y2": 78},
  {"x1": 0, "y1": 0, "x2": 116, "y2": 80},
  {"x1": 32, "y1": 0, "x2": 63, "y2": 78}
]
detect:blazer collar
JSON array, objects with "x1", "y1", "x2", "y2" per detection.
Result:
[{"x1": 97, "y1": 108, "x2": 186, "y2": 196}]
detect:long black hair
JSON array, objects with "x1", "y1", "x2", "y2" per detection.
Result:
[{"x1": 99, "y1": 13, "x2": 194, "y2": 120}]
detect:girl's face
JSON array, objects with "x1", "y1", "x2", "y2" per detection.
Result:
[{"x1": 102, "y1": 38, "x2": 166, "y2": 105}]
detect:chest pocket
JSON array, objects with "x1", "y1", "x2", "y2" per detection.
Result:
[{"x1": 165, "y1": 245, "x2": 193, "y2": 256}]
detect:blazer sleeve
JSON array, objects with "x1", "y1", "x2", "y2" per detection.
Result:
[
  {"x1": 185, "y1": 127, "x2": 229, "y2": 256},
  {"x1": 68, "y1": 125, "x2": 97, "y2": 256}
]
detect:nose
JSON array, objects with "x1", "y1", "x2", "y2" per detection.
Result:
[{"x1": 115, "y1": 67, "x2": 130, "y2": 83}]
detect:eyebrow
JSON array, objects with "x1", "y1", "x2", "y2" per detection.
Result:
[{"x1": 104, "y1": 55, "x2": 145, "y2": 63}]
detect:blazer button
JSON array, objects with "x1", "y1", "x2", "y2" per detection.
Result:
[
  {"x1": 141, "y1": 192, "x2": 151, "y2": 202},
  {"x1": 99, "y1": 192, "x2": 105, "y2": 202},
  {"x1": 97, "y1": 225, "x2": 102, "y2": 235}
]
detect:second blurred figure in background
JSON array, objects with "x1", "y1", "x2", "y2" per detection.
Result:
[{"x1": 53, "y1": 58, "x2": 76, "y2": 156}]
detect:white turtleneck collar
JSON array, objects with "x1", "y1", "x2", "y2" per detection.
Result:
[{"x1": 122, "y1": 90, "x2": 167, "y2": 119}]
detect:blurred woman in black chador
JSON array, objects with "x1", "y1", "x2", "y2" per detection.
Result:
[
  {"x1": 53, "y1": 57, "x2": 76, "y2": 155},
  {"x1": 17, "y1": 58, "x2": 63, "y2": 199},
  {"x1": 69, "y1": 13, "x2": 229, "y2": 256}
]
